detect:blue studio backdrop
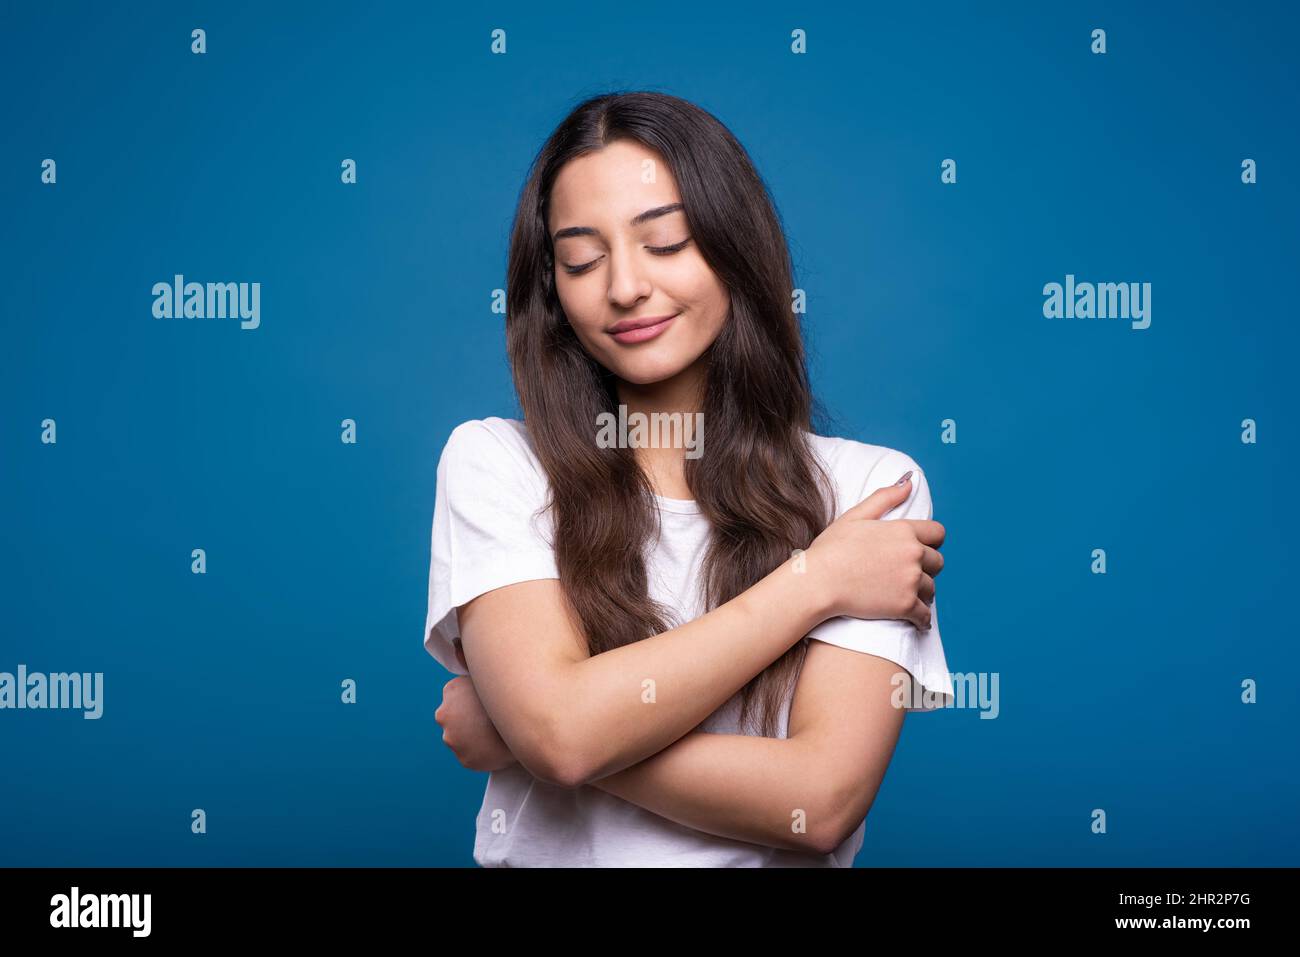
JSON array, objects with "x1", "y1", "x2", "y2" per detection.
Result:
[{"x1": 2, "y1": 1, "x2": 1297, "y2": 867}]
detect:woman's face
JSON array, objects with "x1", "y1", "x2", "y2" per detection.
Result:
[{"x1": 547, "y1": 139, "x2": 730, "y2": 387}]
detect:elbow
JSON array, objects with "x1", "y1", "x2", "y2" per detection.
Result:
[
  {"x1": 512, "y1": 713, "x2": 593, "y2": 790},
  {"x1": 527, "y1": 745, "x2": 588, "y2": 790},
  {"x1": 812, "y1": 817, "x2": 862, "y2": 857},
  {"x1": 810, "y1": 783, "x2": 877, "y2": 855},
  {"x1": 487, "y1": 667, "x2": 597, "y2": 789},
  {"x1": 542, "y1": 761, "x2": 590, "y2": 791},
  {"x1": 544, "y1": 728, "x2": 598, "y2": 789},
  {"x1": 808, "y1": 819, "x2": 849, "y2": 857}
]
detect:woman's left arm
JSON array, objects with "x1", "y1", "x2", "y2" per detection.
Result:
[
  {"x1": 438, "y1": 638, "x2": 909, "y2": 854},
  {"x1": 588, "y1": 640, "x2": 908, "y2": 854}
]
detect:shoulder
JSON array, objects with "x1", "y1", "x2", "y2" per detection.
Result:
[
  {"x1": 440, "y1": 415, "x2": 533, "y2": 463},
  {"x1": 804, "y1": 432, "x2": 930, "y2": 518},
  {"x1": 437, "y1": 416, "x2": 548, "y2": 489},
  {"x1": 805, "y1": 431, "x2": 924, "y2": 488}
]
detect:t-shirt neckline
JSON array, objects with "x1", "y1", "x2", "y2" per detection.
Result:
[{"x1": 653, "y1": 493, "x2": 701, "y2": 515}]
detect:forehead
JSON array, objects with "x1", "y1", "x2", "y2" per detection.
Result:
[{"x1": 549, "y1": 139, "x2": 681, "y2": 228}]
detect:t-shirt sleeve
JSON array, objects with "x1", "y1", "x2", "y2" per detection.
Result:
[
  {"x1": 422, "y1": 419, "x2": 560, "y2": 675},
  {"x1": 807, "y1": 449, "x2": 955, "y2": 712}
]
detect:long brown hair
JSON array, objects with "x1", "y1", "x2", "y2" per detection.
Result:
[{"x1": 505, "y1": 91, "x2": 837, "y2": 737}]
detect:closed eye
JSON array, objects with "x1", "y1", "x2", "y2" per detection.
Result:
[
  {"x1": 561, "y1": 238, "x2": 692, "y2": 275},
  {"x1": 647, "y1": 238, "x2": 691, "y2": 255}
]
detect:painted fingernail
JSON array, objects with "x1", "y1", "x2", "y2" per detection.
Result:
[{"x1": 894, "y1": 470, "x2": 913, "y2": 486}]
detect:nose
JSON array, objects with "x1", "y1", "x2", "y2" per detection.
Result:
[{"x1": 605, "y1": 239, "x2": 653, "y2": 309}]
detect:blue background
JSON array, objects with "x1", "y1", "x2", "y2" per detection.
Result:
[{"x1": 2, "y1": 1, "x2": 1296, "y2": 866}]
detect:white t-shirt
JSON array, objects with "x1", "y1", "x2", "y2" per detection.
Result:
[{"x1": 423, "y1": 416, "x2": 953, "y2": 867}]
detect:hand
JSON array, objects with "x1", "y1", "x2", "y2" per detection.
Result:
[
  {"x1": 434, "y1": 673, "x2": 519, "y2": 772},
  {"x1": 804, "y1": 473, "x2": 946, "y2": 630}
]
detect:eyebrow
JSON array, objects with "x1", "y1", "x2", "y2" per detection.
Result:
[{"x1": 552, "y1": 203, "x2": 684, "y2": 242}]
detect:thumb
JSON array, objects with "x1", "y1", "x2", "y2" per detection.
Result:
[{"x1": 841, "y1": 471, "x2": 914, "y2": 520}]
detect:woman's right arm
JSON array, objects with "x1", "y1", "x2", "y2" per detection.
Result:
[{"x1": 457, "y1": 474, "x2": 944, "y2": 790}]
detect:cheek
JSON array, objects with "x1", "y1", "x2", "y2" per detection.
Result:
[
  {"x1": 682, "y1": 276, "x2": 729, "y2": 338},
  {"x1": 562, "y1": 315, "x2": 620, "y2": 370},
  {"x1": 555, "y1": 280, "x2": 604, "y2": 339},
  {"x1": 674, "y1": 259, "x2": 728, "y2": 316}
]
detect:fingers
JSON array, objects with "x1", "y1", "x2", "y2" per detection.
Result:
[
  {"x1": 920, "y1": 545, "x2": 944, "y2": 577},
  {"x1": 841, "y1": 474, "x2": 914, "y2": 521},
  {"x1": 903, "y1": 518, "x2": 946, "y2": 548},
  {"x1": 917, "y1": 571, "x2": 935, "y2": 606},
  {"x1": 905, "y1": 597, "x2": 932, "y2": 631}
]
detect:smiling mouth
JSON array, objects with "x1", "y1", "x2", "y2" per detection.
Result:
[{"x1": 607, "y1": 314, "x2": 678, "y2": 344}]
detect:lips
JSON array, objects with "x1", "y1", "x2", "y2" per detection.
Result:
[{"x1": 607, "y1": 313, "x2": 678, "y2": 344}]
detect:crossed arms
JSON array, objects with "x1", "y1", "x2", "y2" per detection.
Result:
[{"x1": 452, "y1": 568, "x2": 912, "y2": 855}]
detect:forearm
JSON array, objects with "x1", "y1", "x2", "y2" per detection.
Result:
[
  {"x1": 558, "y1": 556, "x2": 829, "y2": 784},
  {"x1": 584, "y1": 729, "x2": 845, "y2": 854}
]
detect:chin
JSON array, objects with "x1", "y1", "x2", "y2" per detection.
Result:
[{"x1": 608, "y1": 355, "x2": 692, "y2": 386}]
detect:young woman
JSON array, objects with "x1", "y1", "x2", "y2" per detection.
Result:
[{"x1": 423, "y1": 91, "x2": 954, "y2": 867}]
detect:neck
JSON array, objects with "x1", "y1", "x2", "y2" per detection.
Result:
[{"x1": 613, "y1": 353, "x2": 707, "y2": 499}]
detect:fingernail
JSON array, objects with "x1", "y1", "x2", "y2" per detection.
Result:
[{"x1": 894, "y1": 470, "x2": 913, "y2": 486}]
